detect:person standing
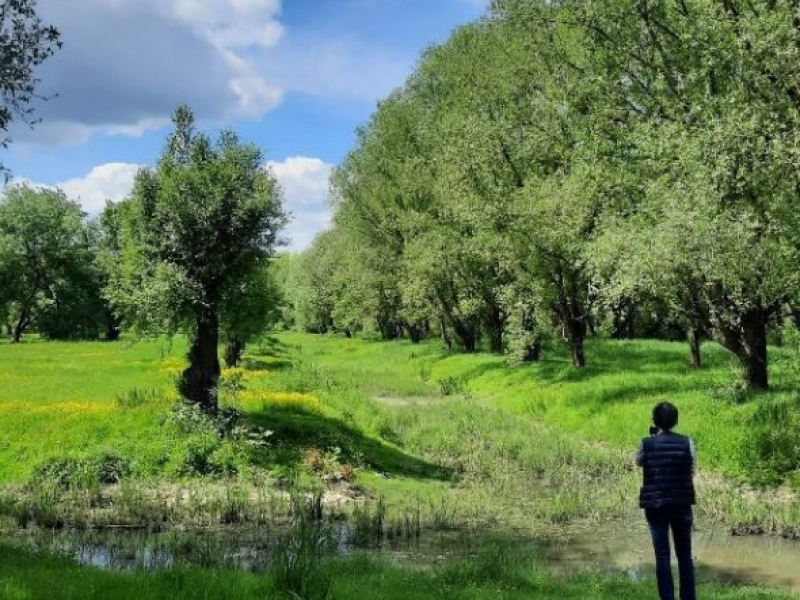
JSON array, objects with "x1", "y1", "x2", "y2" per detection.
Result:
[{"x1": 636, "y1": 401, "x2": 697, "y2": 600}]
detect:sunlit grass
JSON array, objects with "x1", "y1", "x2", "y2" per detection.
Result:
[{"x1": 273, "y1": 332, "x2": 799, "y2": 484}]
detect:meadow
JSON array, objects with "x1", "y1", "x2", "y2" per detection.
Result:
[{"x1": 0, "y1": 333, "x2": 799, "y2": 598}]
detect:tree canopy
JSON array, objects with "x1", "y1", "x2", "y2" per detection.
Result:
[
  {"x1": 108, "y1": 106, "x2": 286, "y2": 411},
  {"x1": 282, "y1": 0, "x2": 800, "y2": 390}
]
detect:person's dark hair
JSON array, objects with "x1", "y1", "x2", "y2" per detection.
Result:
[{"x1": 652, "y1": 401, "x2": 679, "y2": 431}]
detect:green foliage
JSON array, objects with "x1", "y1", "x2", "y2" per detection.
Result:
[
  {"x1": 31, "y1": 454, "x2": 132, "y2": 490},
  {"x1": 0, "y1": 0, "x2": 61, "y2": 173},
  {"x1": 0, "y1": 185, "x2": 104, "y2": 341},
  {"x1": 107, "y1": 106, "x2": 286, "y2": 409},
  {"x1": 278, "y1": 0, "x2": 800, "y2": 391}
]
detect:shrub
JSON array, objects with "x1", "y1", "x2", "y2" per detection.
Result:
[
  {"x1": 93, "y1": 453, "x2": 132, "y2": 484},
  {"x1": 114, "y1": 387, "x2": 164, "y2": 409},
  {"x1": 437, "y1": 376, "x2": 467, "y2": 397},
  {"x1": 30, "y1": 454, "x2": 132, "y2": 489}
]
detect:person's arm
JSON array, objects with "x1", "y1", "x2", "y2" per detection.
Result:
[
  {"x1": 689, "y1": 438, "x2": 696, "y2": 476},
  {"x1": 635, "y1": 439, "x2": 644, "y2": 467}
]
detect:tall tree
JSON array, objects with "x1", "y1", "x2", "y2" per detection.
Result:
[{"x1": 108, "y1": 106, "x2": 286, "y2": 411}]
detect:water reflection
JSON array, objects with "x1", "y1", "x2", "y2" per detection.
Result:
[{"x1": 540, "y1": 520, "x2": 800, "y2": 593}]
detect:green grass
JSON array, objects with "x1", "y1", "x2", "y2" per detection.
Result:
[
  {"x1": 1, "y1": 332, "x2": 797, "y2": 533},
  {"x1": 0, "y1": 338, "x2": 188, "y2": 482},
  {"x1": 0, "y1": 331, "x2": 798, "y2": 598},
  {"x1": 272, "y1": 332, "x2": 800, "y2": 487},
  {"x1": 0, "y1": 543, "x2": 795, "y2": 600}
]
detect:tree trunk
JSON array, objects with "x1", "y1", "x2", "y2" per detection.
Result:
[
  {"x1": 180, "y1": 308, "x2": 221, "y2": 412},
  {"x1": 406, "y1": 322, "x2": 423, "y2": 344},
  {"x1": 377, "y1": 319, "x2": 400, "y2": 341},
  {"x1": 343, "y1": 328, "x2": 352, "y2": 339},
  {"x1": 687, "y1": 326, "x2": 702, "y2": 369},
  {"x1": 789, "y1": 304, "x2": 800, "y2": 331},
  {"x1": 611, "y1": 299, "x2": 636, "y2": 339},
  {"x1": 715, "y1": 307, "x2": 769, "y2": 390},
  {"x1": 570, "y1": 337, "x2": 586, "y2": 368},
  {"x1": 105, "y1": 308, "x2": 122, "y2": 341},
  {"x1": 485, "y1": 304, "x2": 504, "y2": 354},
  {"x1": 440, "y1": 318, "x2": 453, "y2": 350},
  {"x1": 522, "y1": 340, "x2": 542, "y2": 362},
  {"x1": 452, "y1": 321, "x2": 477, "y2": 352},
  {"x1": 224, "y1": 336, "x2": 245, "y2": 368},
  {"x1": 566, "y1": 317, "x2": 586, "y2": 368},
  {"x1": 12, "y1": 310, "x2": 29, "y2": 343},
  {"x1": 741, "y1": 310, "x2": 769, "y2": 390}
]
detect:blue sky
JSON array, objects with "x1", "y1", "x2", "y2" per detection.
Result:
[{"x1": 4, "y1": 0, "x2": 488, "y2": 250}]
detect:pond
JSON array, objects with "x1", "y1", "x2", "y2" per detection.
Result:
[{"x1": 9, "y1": 516, "x2": 800, "y2": 594}]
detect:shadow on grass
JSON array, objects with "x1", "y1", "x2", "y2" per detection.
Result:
[
  {"x1": 242, "y1": 357, "x2": 292, "y2": 372},
  {"x1": 245, "y1": 406, "x2": 451, "y2": 481},
  {"x1": 526, "y1": 339, "x2": 734, "y2": 386},
  {"x1": 251, "y1": 336, "x2": 291, "y2": 358}
]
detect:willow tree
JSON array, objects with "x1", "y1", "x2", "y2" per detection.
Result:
[
  {"x1": 109, "y1": 106, "x2": 285, "y2": 411},
  {"x1": 566, "y1": 0, "x2": 800, "y2": 388}
]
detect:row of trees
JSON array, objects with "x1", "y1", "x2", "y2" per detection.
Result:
[
  {"x1": 0, "y1": 107, "x2": 286, "y2": 412},
  {"x1": 284, "y1": 0, "x2": 800, "y2": 390}
]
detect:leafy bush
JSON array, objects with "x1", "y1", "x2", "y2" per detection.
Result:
[{"x1": 93, "y1": 453, "x2": 133, "y2": 484}]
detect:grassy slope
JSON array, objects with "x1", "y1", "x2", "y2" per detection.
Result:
[
  {"x1": 273, "y1": 332, "x2": 798, "y2": 483},
  {"x1": 1, "y1": 332, "x2": 789, "y2": 484}
]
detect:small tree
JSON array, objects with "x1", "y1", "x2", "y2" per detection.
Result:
[
  {"x1": 221, "y1": 265, "x2": 282, "y2": 368},
  {"x1": 109, "y1": 106, "x2": 286, "y2": 411},
  {"x1": 0, "y1": 185, "x2": 89, "y2": 342}
]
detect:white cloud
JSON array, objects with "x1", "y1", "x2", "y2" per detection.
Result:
[
  {"x1": 57, "y1": 163, "x2": 141, "y2": 213},
  {"x1": 8, "y1": 163, "x2": 143, "y2": 214},
  {"x1": 267, "y1": 157, "x2": 334, "y2": 251},
  {"x1": 15, "y1": 0, "x2": 286, "y2": 145},
  {"x1": 11, "y1": 0, "x2": 430, "y2": 147},
  {"x1": 170, "y1": 0, "x2": 284, "y2": 49},
  {"x1": 12, "y1": 155, "x2": 333, "y2": 251}
]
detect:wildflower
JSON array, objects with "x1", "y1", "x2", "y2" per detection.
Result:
[{"x1": 233, "y1": 390, "x2": 322, "y2": 413}]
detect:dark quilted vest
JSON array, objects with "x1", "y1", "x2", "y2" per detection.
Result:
[{"x1": 639, "y1": 432, "x2": 695, "y2": 509}]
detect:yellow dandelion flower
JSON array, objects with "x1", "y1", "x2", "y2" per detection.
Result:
[
  {"x1": 0, "y1": 401, "x2": 113, "y2": 416},
  {"x1": 233, "y1": 390, "x2": 321, "y2": 413},
  {"x1": 159, "y1": 358, "x2": 185, "y2": 378}
]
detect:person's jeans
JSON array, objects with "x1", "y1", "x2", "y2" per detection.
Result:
[{"x1": 645, "y1": 505, "x2": 697, "y2": 600}]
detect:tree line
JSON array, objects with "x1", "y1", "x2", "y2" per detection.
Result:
[{"x1": 281, "y1": 0, "x2": 800, "y2": 391}]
